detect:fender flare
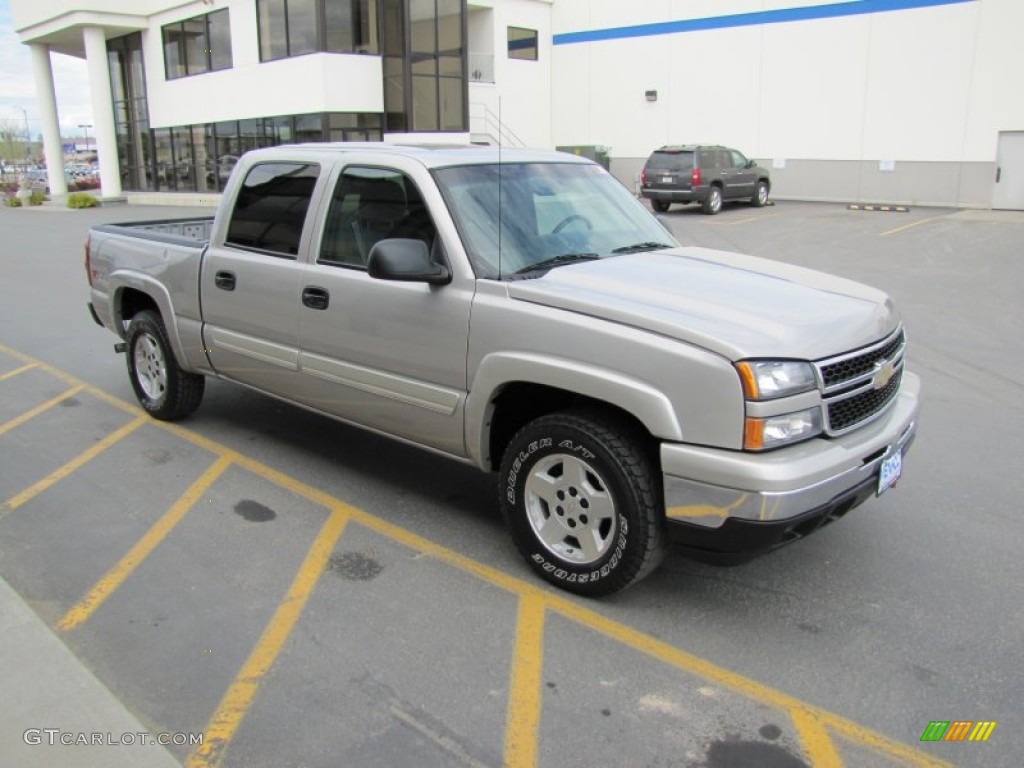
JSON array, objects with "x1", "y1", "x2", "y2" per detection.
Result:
[
  {"x1": 107, "y1": 272, "x2": 191, "y2": 372},
  {"x1": 465, "y1": 352, "x2": 683, "y2": 468}
]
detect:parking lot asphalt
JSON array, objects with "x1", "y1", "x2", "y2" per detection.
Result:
[{"x1": 2, "y1": 198, "x2": 1022, "y2": 767}]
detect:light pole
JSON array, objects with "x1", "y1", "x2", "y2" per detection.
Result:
[
  {"x1": 78, "y1": 124, "x2": 92, "y2": 157},
  {"x1": 16, "y1": 106, "x2": 31, "y2": 166}
]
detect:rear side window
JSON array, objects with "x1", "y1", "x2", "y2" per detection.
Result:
[
  {"x1": 225, "y1": 162, "x2": 319, "y2": 257},
  {"x1": 646, "y1": 151, "x2": 693, "y2": 172}
]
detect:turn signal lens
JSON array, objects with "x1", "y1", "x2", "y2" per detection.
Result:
[{"x1": 744, "y1": 408, "x2": 823, "y2": 450}]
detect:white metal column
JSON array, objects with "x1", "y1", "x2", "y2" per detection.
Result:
[
  {"x1": 29, "y1": 43, "x2": 67, "y2": 197},
  {"x1": 83, "y1": 25, "x2": 123, "y2": 200}
]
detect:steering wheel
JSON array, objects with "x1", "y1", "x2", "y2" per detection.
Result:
[{"x1": 552, "y1": 214, "x2": 593, "y2": 234}]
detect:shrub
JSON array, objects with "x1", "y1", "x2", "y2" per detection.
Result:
[
  {"x1": 67, "y1": 192, "x2": 99, "y2": 209},
  {"x1": 6, "y1": 195, "x2": 23, "y2": 207},
  {"x1": 28, "y1": 190, "x2": 47, "y2": 206}
]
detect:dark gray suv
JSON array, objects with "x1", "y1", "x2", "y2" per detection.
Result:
[{"x1": 641, "y1": 145, "x2": 771, "y2": 215}]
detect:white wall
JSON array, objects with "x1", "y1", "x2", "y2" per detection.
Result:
[
  {"x1": 144, "y1": 0, "x2": 383, "y2": 128},
  {"x1": 549, "y1": 0, "x2": 1022, "y2": 167}
]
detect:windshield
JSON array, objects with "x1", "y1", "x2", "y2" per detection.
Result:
[{"x1": 432, "y1": 162, "x2": 678, "y2": 278}]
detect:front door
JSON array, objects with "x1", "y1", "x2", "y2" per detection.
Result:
[
  {"x1": 992, "y1": 131, "x2": 1024, "y2": 211},
  {"x1": 295, "y1": 162, "x2": 473, "y2": 457}
]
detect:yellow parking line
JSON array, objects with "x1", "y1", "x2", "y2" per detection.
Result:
[
  {"x1": 0, "y1": 363, "x2": 38, "y2": 381},
  {"x1": 0, "y1": 384, "x2": 85, "y2": 437},
  {"x1": 1, "y1": 415, "x2": 147, "y2": 517},
  {"x1": 57, "y1": 454, "x2": 233, "y2": 632},
  {"x1": 185, "y1": 503, "x2": 350, "y2": 768},
  {"x1": 791, "y1": 708, "x2": 844, "y2": 767},
  {"x1": 504, "y1": 593, "x2": 546, "y2": 768},
  {"x1": 880, "y1": 215, "x2": 945, "y2": 237},
  {"x1": 0, "y1": 342, "x2": 954, "y2": 768}
]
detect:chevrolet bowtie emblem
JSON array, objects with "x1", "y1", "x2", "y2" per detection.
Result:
[{"x1": 872, "y1": 360, "x2": 895, "y2": 389}]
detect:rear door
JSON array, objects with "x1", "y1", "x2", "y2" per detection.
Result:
[
  {"x1": 200, "y1": 161, "x2": 322, "y2": 394},
  {"x1": 726, "y1": 149, "x2": 756, "y2": 199}
]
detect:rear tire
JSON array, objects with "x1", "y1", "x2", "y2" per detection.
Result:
[
  {"x1": 126, "y1": 310, "x2": 205, "y2": 420},
  {"x1": 751, "y1": 180, "x2": 769, "y2": 207},
  {"x1": 499, "y1": 409, "x2": 667, "y2": 596},
  {"x1": 702, "y1": 186, "x2": 723, "y2": 215},
  {"x1": 651, "y1": 199, "x2": 670, "y2": 213}
]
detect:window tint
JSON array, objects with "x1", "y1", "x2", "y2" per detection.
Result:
[
  {"x1": 730, "y1": 150, "x2": 749, "y2": 169},
  {"x1": 320, "y1": 167, "x2": 437, "y2": 268},
  {"x1": 646, "y1": 151, "x2": 693, "y2": 172},
  {"x1": 226, "y1": 163, "x2": 319, "y2": 256},
  {"x1": 508, "y1": 26, "x2": 538, "y2": 60}
]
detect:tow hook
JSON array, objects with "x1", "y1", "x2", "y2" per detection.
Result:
[{"x1": 114, "y1": 342, "x2": 127, "y2": 354}]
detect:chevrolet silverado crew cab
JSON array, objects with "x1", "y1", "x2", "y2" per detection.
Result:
[{"x1": 85, "y1": 144, "x2": 919, "y2": 596}]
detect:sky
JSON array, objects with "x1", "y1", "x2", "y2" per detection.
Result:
[{"x1": 0, "y1": 0, "x2": 94, "y2": 141}]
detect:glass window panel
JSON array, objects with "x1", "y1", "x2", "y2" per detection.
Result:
[
  {"x1": 226, "y1": 163, "x2": 320, "y2": 256},
  {"x1": 439, "y1": 76, "x2": 464, "y2": 131},
  {"x1": 183, "y1": 18, "x2": 208, "y2": 76},
  {"x1": 508, "y1": 26, "x2": 538, "y2": 61},
  {"x1": 438, "y1": 55, "x2": 461, "y2": 77},
  {"x1": 171, "y1": 126, "x2": 196, "y2": 190},
  {"x1": 153, "y1": 128, "x2": 173, "y2": 191},
  {"x1": 209, "y1": 10, "x2": 233, "y2": 71},
  {"x1": 162, "y1": 25, "x2": 185, "y2": 79},
  {"x1": 411, "y1": 54, "x2": 437, "y2": 76},
  {"x1": 437, "y1": 0, "x2": 461, "y2": 53},
  {"x1": 410, "y1": 0, "x2": 436, "y2": 54},
  {"x1": 355, "y1": 0, "x2": 378, "y2": 53},
  {"x1": 287, "y1": 0, "x2": 318, "y2": 56},
  {"x1": 269, "y1": 115, "x2": 293, "y2": 144},
  {"x1": 258, "y1": 0, "x2": 288, "y2": 60},
  {"x1": 411, "y1": 75, "x2": 438, "y2": 131},
  {"x1": 381, "y1": 0, "x2": 404, "y2": 56},
  {"x1": 294, "y1": 113, "x2": 324, "y2": 143},
  {"x1": 325, "y1": 0, "x2": 354, "y2": 52}
]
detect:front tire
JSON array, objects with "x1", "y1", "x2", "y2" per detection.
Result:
[
  {"x1": 751, "y1": 180, "x2": 769, "y2": 207},
  {"x1": 499, "y1": 409, "x2": 667, "y2": 596},
  {"x1": 126, "y1": 310, "x2": 204, "y2": 420}
]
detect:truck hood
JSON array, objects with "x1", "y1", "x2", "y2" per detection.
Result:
[{"x1": 505, "y1": 247, "x2": 899, "y2": 361}]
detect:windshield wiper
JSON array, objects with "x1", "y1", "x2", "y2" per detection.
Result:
[
  {"x1": 611, "y1": 242, "x2": 674, "y2": 254},
  {"x1": 514, "y1": 253, "x2": 600, "y2": 275}
]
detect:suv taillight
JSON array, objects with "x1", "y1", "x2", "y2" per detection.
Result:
[
  {"x1": 692, "y1": 168, "x2": 701, "y2": 187},
  {"x1": 640, "y1": 168, "x2": 647, "y2": 186}
]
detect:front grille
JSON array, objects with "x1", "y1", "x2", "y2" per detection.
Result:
[
  {"x1": 814, "y1": 327, "x2": 906, "y2": 436},
  {"x1": 819, "y1": 330, "x2": 904, "y2": 388},
  {"x1": 826, "y1": 368, "x2": 903, "y2": 432}
]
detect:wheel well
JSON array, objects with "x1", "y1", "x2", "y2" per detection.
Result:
[
  {"x1": 758, "y1": 177, "x2": 771, "y2": 189},
  {"x1": 119, "y1": 289, "x2": 160, "y2": 325},
  {"x1": 487, "y1": 383, "x2": 657, "y2": 471}
]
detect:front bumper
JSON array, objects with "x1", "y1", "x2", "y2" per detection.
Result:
[{"x1": 660, "y1": 371, "x2": 920, "y2": 563}]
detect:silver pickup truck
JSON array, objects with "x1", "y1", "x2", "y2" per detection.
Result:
[{"x1": 85, "y1": 144, "x2": 919, "y2": 595}]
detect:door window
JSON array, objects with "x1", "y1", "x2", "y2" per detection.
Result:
[
  {"x1": 319, "y1": 167, "x2": 437, "y2": 268},
  {"x1": 225, "y1": 162, "x2": 319, "y2": 257}
]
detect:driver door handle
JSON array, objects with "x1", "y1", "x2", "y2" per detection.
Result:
[{"x1": 302, "y1": 286, "x2": 330, "y2": 310}]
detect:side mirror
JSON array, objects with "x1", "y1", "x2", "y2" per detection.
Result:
[
  {"x1": 746, "y1": 159, "x2": 757, "y2": 169},
  {"x1": 367, "y1": 238, "x2": 451, "y2": 285}
]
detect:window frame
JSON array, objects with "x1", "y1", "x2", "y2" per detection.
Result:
[
  {"x1": 162, "y1": 9, "x2": 232, "y2": 81},
  {"x1": 507, "y1": 26, "x2": 538, "y2": 61}
]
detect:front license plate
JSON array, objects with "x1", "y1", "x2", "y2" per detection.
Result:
[{"x1": 877, "y1": 449, "x2": 902, "y2": 495}]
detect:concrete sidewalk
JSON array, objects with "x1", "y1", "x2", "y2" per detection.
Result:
[{"x1": 0, "y1": 576, "x2": 181, "y2": 767}]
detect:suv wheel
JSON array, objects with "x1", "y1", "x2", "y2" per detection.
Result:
[
  {"x1": 752, "y1": 181, "x2": 769, "y2": 207},
  {"x1": 702, "y1": 186, "x2": 723, "y2": 215},
  {"x1": 651, "y1": 199, "x2": 670, "y2": 213}
]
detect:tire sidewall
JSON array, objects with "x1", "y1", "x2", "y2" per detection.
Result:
[
  {"x1": 500, "y1": 418, "x2": 652, "y2": 594},
  {"x1": 126, "y1": 312, "x2": 171, "y2": 415}
]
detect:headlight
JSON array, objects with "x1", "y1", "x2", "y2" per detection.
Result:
[
  {"x1": 744, "y1": 408, "x2": 823, "y2": 451},
  {"x1": 735, "y1": 360, "x2": 817, "y2": 400}
]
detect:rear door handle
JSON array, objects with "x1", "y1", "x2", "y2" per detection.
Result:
[
  {"x1": 214, "y1": 271, "x2": 236, "y2": 291},
  {"x1": 302, "y1": 286, "x2": 330, "y2": 310}
]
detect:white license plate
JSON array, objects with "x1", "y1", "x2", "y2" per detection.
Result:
[
  {"x1": 877, "y1": 449, "x2": 902, "y2": 495},
  {"x1": 661, "y1": 176, "x2": 673, "y2": 183}
]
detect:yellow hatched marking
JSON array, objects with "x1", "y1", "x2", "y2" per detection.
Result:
[
  {"x1": 504, "y1": 593, "x2": 546, "y2": 768},
  {"x1": 969, "y1": 721, "x2": 996, "y2": 742},
  {"x1": 791, "y1": 709, "x2": 844, "y2": 767},
  {"x1": 185, "y1": 504, "x2": 350, "y2": 768},
  {"x1": 0, "y1": 342, "x2": 956, "y2": 768},
  {"x1": 880, "y1": 215, "x2": 945, "y2": 237},
  {"x1": 0, "y1": 384, "x2": 85, "y2": 437},
  {"x1": 2, "y1": 415, "x2": 147, "y2": 516},
  {"x1": 57, "y1": 454, "x2": 233, "y2": 632},
  {"x1": 0, "y1": 362, "x2": 38, "y2": 381}
]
